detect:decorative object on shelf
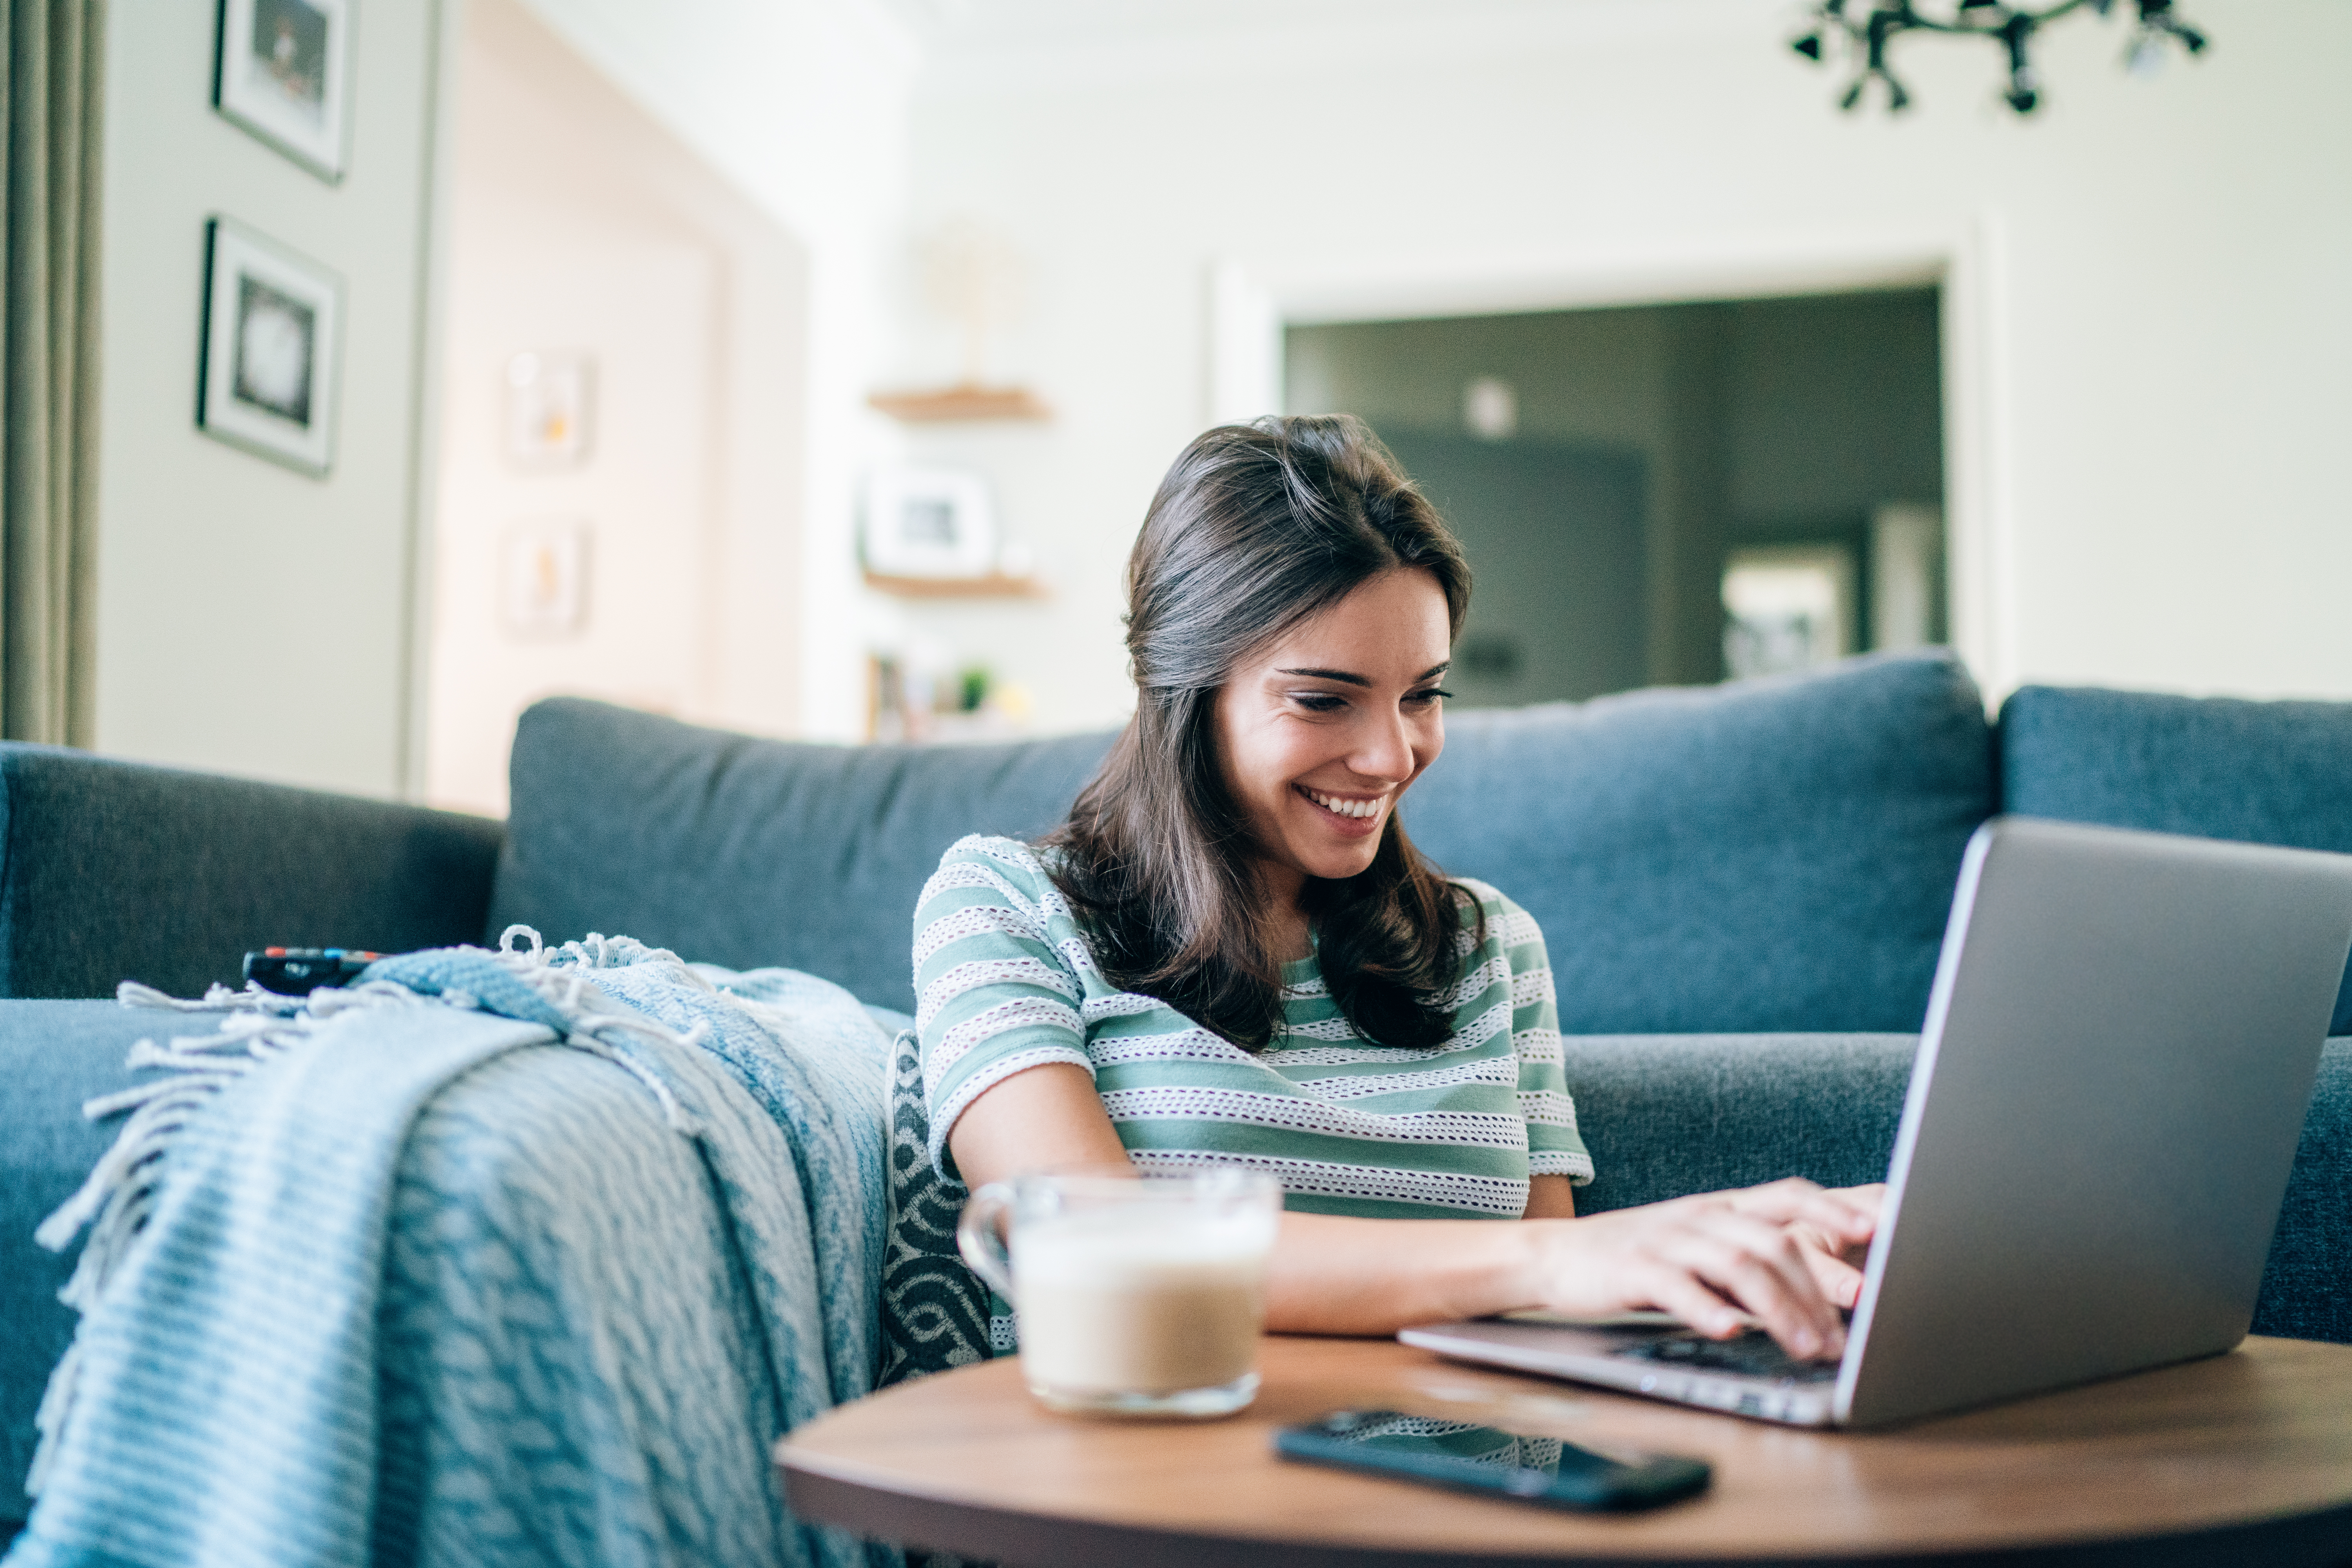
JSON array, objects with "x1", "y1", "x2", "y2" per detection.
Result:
[
  {"x1": 861, "y1": 466, "x2": 1000, "y2": 581},
  {"x1": 196, "y1": 217, "x2": 343, "y2": 476},
  {"x1": 504, "y1": 350, "x2": 596, "y2": 470},
  {"x1": 499, "y1": 519, "x2": 592, "y2": 638},
  {"x1": 867, "y1": 217, "x2": 1051, "y2": 423},
  {"x1": 866, "y1": 532, "x2": 1042, "y2": 597},
  {"x1": 212, "y1": 0, "x2": 352, "y2": 181},
  {"x1": 868, "y1": 653, "x2": 1036, "y2": 744},
  {"x1": 1791, "y1": 0, "x2": 2208, "y2": 115}
]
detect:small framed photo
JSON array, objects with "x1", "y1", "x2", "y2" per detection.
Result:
[
  {"x1": 504, "y1": 351, "x2": 596, "y2": 470},
  {"x1": 212, "y1": 0, "x2": 352, "y2": 182},
  {"x1": 500, "y1": 519, "x2": 592, "y2": 638},
  {"x1": 862, "y1": 466, "x2": 998, "y2": 579},
  {"x1": 197, "y1": 218, "x2": 343, "y2": 477}
]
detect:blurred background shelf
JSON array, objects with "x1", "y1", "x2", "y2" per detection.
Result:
[
  {"x1": 867, "y1": 384, "x2": 1051, "y2": 422},
  {"x1": 863, "y1": 568, "x2": 1047, "y2": 599}
]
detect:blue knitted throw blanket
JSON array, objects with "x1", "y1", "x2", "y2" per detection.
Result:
[{"x1": 8, "y1": 931, "x2": 895, "y2": 1568}]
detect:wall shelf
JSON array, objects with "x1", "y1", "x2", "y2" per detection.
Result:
[
  {"x1": 863, "y1": 568, "x2": 1047, "y2": 600},
  {"x1": 867, "y1": 383, "x2": 1051, "y2": 423}
]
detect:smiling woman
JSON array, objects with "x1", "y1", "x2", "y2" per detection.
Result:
[
  {"x1": 916, "y1": 415, "x2": 1882, "y2": 1354},
  {"x1": 1044, "y1": 420, "x2": 1477, "y2": 1053}
]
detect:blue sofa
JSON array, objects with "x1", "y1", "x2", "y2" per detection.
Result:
[{"x1": 5, "y1": 650, "x2": 2350, "y2": 1545}]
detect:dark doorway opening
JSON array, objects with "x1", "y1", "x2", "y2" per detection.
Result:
[{"x1": 1285, "y1": 288, "x2": 1946, "y2": 708}]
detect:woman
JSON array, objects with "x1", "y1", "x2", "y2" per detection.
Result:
[{"x1": 915, "y1": 415, "x2": 1879, "y2": 1360}]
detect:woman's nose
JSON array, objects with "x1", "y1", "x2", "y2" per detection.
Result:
[{"x1": 1352, "y1": 708, "x2": 1417, "y2": 782}]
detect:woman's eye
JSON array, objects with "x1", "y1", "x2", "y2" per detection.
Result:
[
  {"x1": 1291, "y1": 693, "x2": 1348, "y2": 713},
  {"x1": 1407, "y1": 687, "x2": 1454, "y2": 705}
]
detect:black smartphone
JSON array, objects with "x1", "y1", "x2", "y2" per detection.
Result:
[{"x1": 1273, "y1": 1409, "x2": 1711, "y2": 1512}]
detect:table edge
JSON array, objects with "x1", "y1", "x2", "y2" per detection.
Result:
[
  {"x1": 780, "y1": 1458, "x2": 2352, "y2": 1568},
  {"x1": 780, "y1": 1336, "x2": 2352, "y2": 1566}
]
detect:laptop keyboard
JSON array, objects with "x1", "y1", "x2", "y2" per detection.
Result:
[{"x1": 1612, "y1": 1332, "x2": 1840, "y2": 1385}]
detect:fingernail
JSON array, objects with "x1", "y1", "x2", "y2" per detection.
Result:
[
  {"x1": 1794, "y1": 1330, "x2": 1821, "y2": 1357},
  {"x1": 1713, "y1": 1312, "x2": 1741, "y2": 1335}
]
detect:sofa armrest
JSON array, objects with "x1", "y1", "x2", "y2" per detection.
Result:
[
  {"x1": 0, "y1": 745, "x2": 503, "y2": 998},
  {"x1": 1567, "y1": 1033, "x2": 2352, "y2": 1345}
]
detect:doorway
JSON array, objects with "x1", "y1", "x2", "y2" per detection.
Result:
[{"x1": 1285, "y1": 288, "x2": 1946, "y2": 705}]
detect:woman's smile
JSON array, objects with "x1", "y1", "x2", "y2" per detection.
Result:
[{"x1": 1295, "y1": 783, "x2": 1388, "y2": 833}]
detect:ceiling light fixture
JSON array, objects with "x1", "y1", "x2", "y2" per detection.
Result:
[{"x1": 1790, "y1": 0, "x2": 2208, "y2": 116}]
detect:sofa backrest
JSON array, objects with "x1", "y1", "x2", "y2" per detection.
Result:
[
  {"x1": 2000, "y1": 685, "x2": 2352, "y2": 1034},
  {"x1": 0, "y1": 742, "x2": 502, "y2": 998},
  {"x1": 1408, "y1": 651, "x2": 1996, "y2": 1033},
  {"x1": 489, "y1": 700, "x2": 1116, "y2": 1013},
  {"x1": 497, "y1": 656, "x2": 1997, "y2": 1029}
]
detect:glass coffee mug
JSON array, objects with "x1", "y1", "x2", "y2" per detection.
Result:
[{"x1": 957, "y1": 1166, "x2": 1283, "y2": 1417}]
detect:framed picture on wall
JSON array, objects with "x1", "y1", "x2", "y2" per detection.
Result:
[
  {"x1": 504, "y1": 351, "x2": 597, "y2": 470},
  {"x1": 499, "y1": 519, "x2": 593, "y2": 637},
  {"x1": 197, "y1": 218, "x2": 344, "y2": 477},
  {"x1": 212, "y1": 0, "x2": 353, "y2": 181}
]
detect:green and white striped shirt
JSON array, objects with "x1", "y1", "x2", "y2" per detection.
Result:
[{"x1": 914, "y1": 835, "x2": 1593, "y2": 1220}]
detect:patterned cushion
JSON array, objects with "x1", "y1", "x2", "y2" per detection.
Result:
[{"x1": 878, "y1": 1028, "x2": 1015, "y2": 1388}]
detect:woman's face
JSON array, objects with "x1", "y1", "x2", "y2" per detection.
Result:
[{"x1": 1213, "y1": 566, "x2": 1453, "y2": 900}]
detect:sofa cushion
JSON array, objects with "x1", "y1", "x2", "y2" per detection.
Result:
[
  {"x1": 1566, "y1": 1033, "x2": 1917, "y2": 1216},
  {"x1": 1408, "y1": 652, "x2": 1996, "y2": 1034},
  {"x1": 878, "y1": 1020, "x2": 1011, "y2": 1388},
  {"x1": 489, "y1": 700, "x2": 1116, "y2": 1014},
  {"x1": 2263, "y1": 1038, "x2": 2352, "y2": 1343},
  {"x1": 0, "y1": 1001, "x2": 158, "y2": 1531},
  {"x1": 2000, "y1": 685, "x2": 2352, "y2": 1034}
]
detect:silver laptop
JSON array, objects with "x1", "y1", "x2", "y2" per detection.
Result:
[{"x1": 1401, "y1": 816, "x2": 2352, "y2": 1428}]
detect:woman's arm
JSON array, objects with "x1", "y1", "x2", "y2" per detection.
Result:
[
  {"x1": 1524, "y1": 1174, "x2": 1577, "y2": 1219},
  {"x1": 948, "y1": 1064, "x2": 1879, "y2": 1361}
]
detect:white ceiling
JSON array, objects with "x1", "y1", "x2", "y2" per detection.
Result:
[{"x1": 878, "y1": 0, "x2": 1768, "y2": 75}]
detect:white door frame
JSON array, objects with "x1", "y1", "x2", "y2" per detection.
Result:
[{"x1": 1206, "y1": 218, "x2": 2016, "y2": 701}]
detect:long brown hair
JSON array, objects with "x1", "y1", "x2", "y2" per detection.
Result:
[{"x1": 1042, "y1": 414, "x2": 1478, "y2": 1051}]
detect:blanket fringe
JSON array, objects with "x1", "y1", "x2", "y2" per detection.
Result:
[{"x1": 25, "y1": 927, "x2": 715, "y2": 1498}]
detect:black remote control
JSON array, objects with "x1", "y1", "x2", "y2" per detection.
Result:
[{"x1": 244, "y1": 947, "x2": 383, "y2": 995}]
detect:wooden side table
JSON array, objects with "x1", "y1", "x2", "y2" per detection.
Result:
[{"x1": 778, "y1": 1335, "x2": 2352, "y2": 1567}]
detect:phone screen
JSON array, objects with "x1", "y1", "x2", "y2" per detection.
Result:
[{"x1": 1273, "y1": 1409, "x2": 1711, "y2": 1511}]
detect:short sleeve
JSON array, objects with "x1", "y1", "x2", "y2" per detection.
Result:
[
  {"x1": 914, "y1": 835, "x2": 1093, "y2": 1179},
  {"x1": 1479, "y1": 889, "x2": 1595, "y2": 1187}
]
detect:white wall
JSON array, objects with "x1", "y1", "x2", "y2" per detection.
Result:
[
  {"x1": 512, "y1": 0, "x2": 921, "y2": 741},
  {"x1": 89, "y1": 0, "x2": 2352, "y2": 792},
  {"x1": 92, "y1": 0, "x2": 448, "y2": 795},
  {"x1": 425, "y1": 0, "x2": 809, "y2": 815},
  {"x1": 900, "y1": 0, "x2": 2352, "y2": 722}
]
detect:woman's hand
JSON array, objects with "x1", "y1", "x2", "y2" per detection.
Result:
[
  {"x1": 1514, "y1": 1178, "x2": 1882, "y2": 1361},
  {"x1": 1759, "y1": 1181, "x2": 1885, "y2": 1313}
]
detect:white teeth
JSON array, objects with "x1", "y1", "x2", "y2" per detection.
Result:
[{"x1": 1307, "y1": 789, "x2": 1381, "y2": 819}]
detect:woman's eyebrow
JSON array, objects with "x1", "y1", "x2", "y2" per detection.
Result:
[{"x1": 1276, "y1": 663, "x2": 1451, "y2": 688}]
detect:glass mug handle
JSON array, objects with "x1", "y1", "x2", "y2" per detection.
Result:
[{"x1": 956, "y1": 1182, "x2": 1019, "y2": 1302}]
